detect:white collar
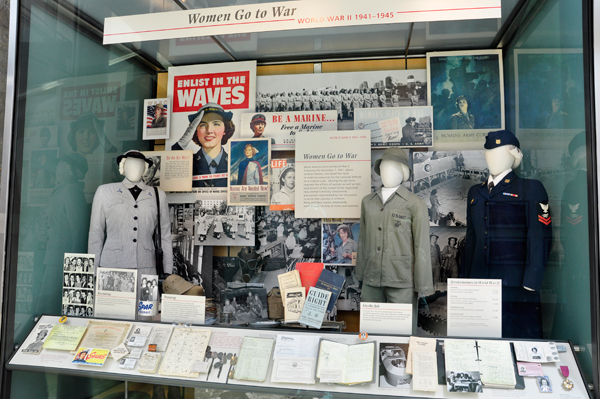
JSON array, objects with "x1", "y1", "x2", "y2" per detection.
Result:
[{"x1": 488, "y1": 169, "x2": 512, "y2": 187}]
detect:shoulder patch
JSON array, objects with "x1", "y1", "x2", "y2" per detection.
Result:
[{"x1": 538, "y1": 202, "x2": 551, "y2": 225}]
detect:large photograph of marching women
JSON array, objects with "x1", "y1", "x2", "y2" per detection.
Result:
[
  {"x1": 257, "y1": 69, "x2": 427, "y2": 130},
  {"x1": 194, "y1": 200, "x2": 255, "y2": 246}
]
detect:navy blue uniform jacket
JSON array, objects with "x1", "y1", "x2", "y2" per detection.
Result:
[{"x1": 462, "y1": 171, "x2": 552, "y2": 292}]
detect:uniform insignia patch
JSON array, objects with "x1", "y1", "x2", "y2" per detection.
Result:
[
  {"x1": 503, "y1": 192, "x2": 518, "y2": 197},
  {"x1": 471, "y1": 199, "x2": 474, "y2": 204},
  {"x1": 504, "y1": 179, "x2": 510, "y2": 183},
  {"x1": 567, "y1": 203, "x2": 582, "y2": 225},
  {"x1": 496, "y1": 139, "x2": 501, "y2": 144},
  {"x1": 538, "y1": 202, "x2": 551, "y2": 225}
]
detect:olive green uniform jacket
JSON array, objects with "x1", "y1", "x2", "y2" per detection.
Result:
[{"x1": 357, "y1": 186, "x2": 434, "y2": 292}]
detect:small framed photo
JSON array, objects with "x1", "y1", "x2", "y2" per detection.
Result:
[
  {"x1": 537, "y1": 376, "x2": 553, "y2": 393},
  {"x1": 143, "y1": 98, "x2": 170, "y2": 140}
]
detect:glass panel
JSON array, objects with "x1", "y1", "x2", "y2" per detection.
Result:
[
  {"x1": 11, "y1": 2, "x2": 155, "y2": 397},
  {"x1": 503, "y1": 0, "x2": 591, "y2": 380}
]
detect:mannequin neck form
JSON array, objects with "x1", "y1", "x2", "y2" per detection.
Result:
[
  {"x1": 379, "y1": 159, "x2": 410, "y2": 202},
  {"x1": 484, "y1": 146, "x2": 515, "y2": 177},
  {"x1": 123, "y1": 158, "x2": 145, "y2": 183}
]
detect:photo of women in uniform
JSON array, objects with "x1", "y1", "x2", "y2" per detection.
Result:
[
  {"x1": 171, "y1": 103, "x2": 235, "y2": 188},
  {"x1": 322, "y1": 221, "x2": 360, "y2": 265},
  {"x1": 194, "y1": 200, "x2": 255, "y2": 246}
]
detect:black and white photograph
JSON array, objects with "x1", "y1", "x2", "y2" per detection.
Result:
[
  {"x1": 379, "y1": 343, "x2": 412, "y2": 388},
  {"x1": 220, "y1": 286, "x2": 268, "y2": 323},
  {"x1": 256, "y1": 208, "x2": 321, "y2": 272},
  {"x1": 355, "y1": 106, "x2": 433, "y2": 147},
  {"x1": 97, "y1": 269, "x2": 136, "y2": 293},
  {"x1": 446, "y1": 371, "x2": 483, "y2": 393},
  {"x1": 194, "y1": 199, "x2": 255, "y2": 246},
  {"x1": 257, "y1": 69, "x2": 427, "y2": 130},
  {"x1": 170, "y1": 203, "x2": 194, "y2": 236},
  {"x1": 115, "y1": 100, "x2": 139, "y2": 141},
  {"x1": 412, "y1": 150, "x2": 484, "y2": 226},
  {"x1": 140, "y1": 274, "x2": 159, "y2": 302},
  {"x1": 61, "y1": 253, "x2": 95, "y2": 317},
  {"x1": 322, "y1": 220, "x2": 360, "y2": 266},
  {"x1": 427, "y1": 50, "x2": 504, "y2": 150},
  {"x1": 143, "y1": 98, "x2": 170, "y2": 140},
  {"x1": 142, "y1": 154, "x2": 161, "y2": 187},
  {"x1": 22, "y1": 323, "x2": 53, "y2": 354},
  {"x1": 537, "y1": 376, "x2": 553, "y2": 393},
  {"x1": 418, "y1": 226, "x2": 466, "y2": 337},
  {"x1": 270, "y1": 158, "x2": 295, "y2": 211},
  {"x1": 325, "y1": 266, "x2": 361, "y2": 312}
]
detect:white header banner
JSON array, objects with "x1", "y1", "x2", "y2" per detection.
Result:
[{"x1": 104, "y1": 0, "x2": 501, "y2": 44}]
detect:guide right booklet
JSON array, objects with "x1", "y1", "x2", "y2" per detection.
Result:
[{"x1": 315, "y1": 339, "x2": 376, "y2": 385}]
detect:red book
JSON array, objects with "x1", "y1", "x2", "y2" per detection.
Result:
[{"x1": 295, "y1": 262, "x2": 325, "y2": 296}]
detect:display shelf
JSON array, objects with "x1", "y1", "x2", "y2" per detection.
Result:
[{"x1": 7, "y1": 315, "x2": 593, "y2": 398}]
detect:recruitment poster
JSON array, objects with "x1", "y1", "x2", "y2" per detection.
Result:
[
  {"x1": 354, "y1": 106, "x2": 434, "y2": 147},
  {"x1": 166, "y1": 61, "x2": 257, "y2": 199},
  {"x1": 295, "y1": 131, "x2": 371, "y2": 218},
  {"x1": 228, "y1": 138, "x2": 270, "y2": 206},
  {"x1": 240, "y1": 111, "x2": 337, "y2": 150},
  {"x1": 427, "y1": 50, "x2": 504, "y2": 150}
]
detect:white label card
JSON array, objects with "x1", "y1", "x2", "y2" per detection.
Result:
[
  {"x1": 359, "y1": 302, "x2": 412, "y2": 335},
  {"x1": 447, "y1": 278, "x2": 502, "y2": 338},
  {"x1": 161, "y1": 294, "x2": 206, "y2": 325}
]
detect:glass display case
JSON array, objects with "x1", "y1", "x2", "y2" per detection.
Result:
[{"x1": 0, "y1": 0, "x2": 598, "y2": 398}]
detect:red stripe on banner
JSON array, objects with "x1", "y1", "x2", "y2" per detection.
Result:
[
  {"x1": 396, "y1": 6, "x2": 501, "y2": 14},
  {"x1": 104, "y1": 19, "x2": 295, "y2": 37}
]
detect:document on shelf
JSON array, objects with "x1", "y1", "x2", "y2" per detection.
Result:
[
  {"x1": 271, "y1": 357, "x2": 316, "y2": 384},
  {"x1": 316, "y1": 339, "x2": 375, "y2": 385},
  {"x1": 412, "y1": 351, "x2": 439, "y2": 392},
  {"x1": 158, "y1": 328, "x2": 211, "y2": 378},
  {"x1": 273, "y1": 334, "x2": 320, "y2": 358},
  {"x1": 78, "y1": 321, "x2": 132, "y2": 352},
  {"x1": 233, "y1": 336, "x2": 274, "y2": 382},
  {"x1": 478, "y1": 340, "x2": 516, "y2": 388},
  {"x1": 406, "y1": 336, "x2": 437, "y2": 374},
  {"x1": 42, "y1": 324, "x2": 87, "y2": 351}
]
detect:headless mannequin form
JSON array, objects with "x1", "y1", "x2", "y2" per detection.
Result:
[
  {"x1": 464, "y1": 136, "x2": 550, "y2": 338},
  {"x1": 380, "y1": 159, "x2": 410, "y2": 201},
  {"x1": 357, "y1": 155, "x2": 433, "y2": 309},
  {"x1": 122, "y1": 157, "x2": 146, "y2": 200}
]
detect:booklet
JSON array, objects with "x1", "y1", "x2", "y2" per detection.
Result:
[
  {"x1": 72, "y1": 347, "x2": 110, "y2": 367},
  {"x1": 233, "y1": 337, "x2": 275, "y2": 382},
  {"x1": 314, "y1": 268, "x2": 345, "y2": 313},
  {"x1": 138, "y1": 352, "x2": 162, "y2": 374},
  {"x1": 315, "y1": 339, "x2": 376, "y2": 385},
  {"x1": 277, "y1": 269, "x2": 302, "y2": 297},
  {"x1": 295, "y1": 263, "x2": 325, "y2": 295},
  {"x1": 283, "y1": 287, "x2": 305, "y2": 323},
  {"x1": 298, "y1": 287, "x2": 331, "y2": 329}
]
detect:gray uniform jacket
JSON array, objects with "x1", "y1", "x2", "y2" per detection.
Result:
[
  {"x1": 357, "y1": 186, "x2": 433, "y2": 292},
  {"x1": 88, "y1": 179, "x2": 173, "y2": 274}
]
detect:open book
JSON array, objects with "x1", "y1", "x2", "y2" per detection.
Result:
[
  {"x1": 444, "y1": 339, "x2": 517, "y2": 391},
  {"x1": 315, "y1": 339, "x2": 375, "y2": 385}
]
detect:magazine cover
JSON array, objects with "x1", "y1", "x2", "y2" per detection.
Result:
[
  {"x1": 270, "y1": 158, "x2": 295, "y2": 211},
  {"x1": 228, "y1": 138, "x2": 270, "y2": 206},
  {"x1": 166, "y1": 61, "x2": 257, "y2": 199},
  {"x1": 72, "y1": 347, "x2": 110, "y2": 367},
  {"x1": 143, "y1": 98, "x2": 170, "y2": 140}
]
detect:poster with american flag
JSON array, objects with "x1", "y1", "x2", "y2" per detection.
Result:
[{"x1": 143, "y1": 98, "x2": 170, "y2": 140}]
